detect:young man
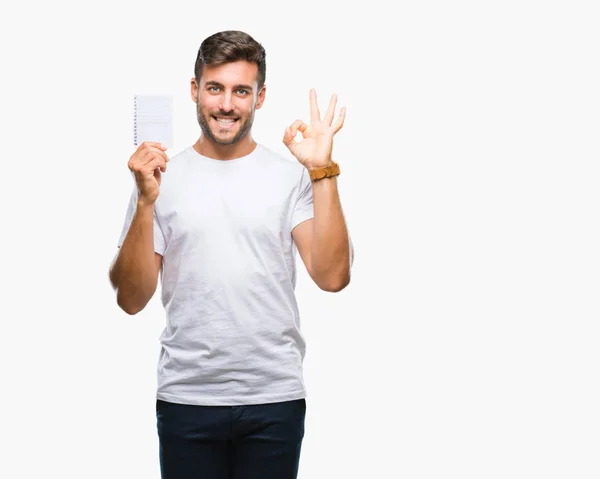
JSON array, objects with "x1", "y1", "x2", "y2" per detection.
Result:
[{"x1": 109, "y1": 30, "x2": 353, "y2": 479}]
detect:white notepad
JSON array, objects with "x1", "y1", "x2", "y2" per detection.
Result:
[{"x1": 133, "y1": 94, "x2": 174, "y2": 148}]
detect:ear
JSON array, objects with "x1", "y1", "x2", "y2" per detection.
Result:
[
  {"x1": 255, "y1": 84, "x2": 267, "y2": 110},
  {"x1": 190, "y1": 77, "x2": 198, "y2": 103}
]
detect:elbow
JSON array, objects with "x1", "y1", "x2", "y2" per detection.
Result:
[
  {"x1": 317, "y1": 249, "x2": 353, "y2": 293},
  {"x1": 116, "y1": 291, "x2": 149, "y2": 316},
  {"x1": 318, "y1": 274, "x2": 351, "y2": 293},
  {"x1": 120, "y1": 304, "x2": 143, "y2": 316},
  {"x1": 110, "y1": 261, "x2": 157, "y2": 315},
  {"x1": 117, "y1": 297, "x2": 142, "y2": 315}
]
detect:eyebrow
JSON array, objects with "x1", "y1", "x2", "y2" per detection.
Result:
[{"x1": 205, "y1": 81, "x2": 253, "y2": 91}]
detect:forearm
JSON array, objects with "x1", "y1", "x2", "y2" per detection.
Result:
[
  {"x1": 310, "y1": 176, "x2": 352, "y2": 291},
  {"x1": 110, "y1": 200, "x2": 159, "y2": 314}
]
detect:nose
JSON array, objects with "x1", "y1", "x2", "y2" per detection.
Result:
[{"x1": 219, "y1": 92, "x2": 234, "y2": 112}]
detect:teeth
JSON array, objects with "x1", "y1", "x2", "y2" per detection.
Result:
[{"x1": 216, "y1": 118, "x2": 236, "y2": 124}]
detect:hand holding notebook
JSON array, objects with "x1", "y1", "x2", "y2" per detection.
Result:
[{"x1": 128, "y1": 141, "x2": 169, "y2": 205}]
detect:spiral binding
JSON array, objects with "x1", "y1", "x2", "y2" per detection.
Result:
[{"x1": 133, "y1": 95, "x2": 138, "y2": 146}]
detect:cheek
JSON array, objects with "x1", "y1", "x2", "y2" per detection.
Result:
[
  {"x1": 198, "y1": 94, "x2": 216, "y2": 110},
  {"x1": 239, "y1": 99, "x2": 256, "y2": 115}
]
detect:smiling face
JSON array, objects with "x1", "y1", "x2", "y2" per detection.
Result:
[{"x1": 191, "y1": 60, "x2": 266, "y2": 146}]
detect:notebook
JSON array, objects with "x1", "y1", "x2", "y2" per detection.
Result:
[{"x1": 133, "y1": 94, "x2": 174, "y2": 148}]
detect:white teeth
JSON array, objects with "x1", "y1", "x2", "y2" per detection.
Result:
[{"x1": 216, "y1": 118, "x2": 236, "y2": 124}]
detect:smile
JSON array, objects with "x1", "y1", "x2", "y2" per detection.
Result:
[{"x1": 213, "y1": 116, "x2": 239, "y2": 129}]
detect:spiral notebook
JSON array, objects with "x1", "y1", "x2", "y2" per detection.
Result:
[{"x1": 133, "y1": 94, "x2": 174, "y2": 148}]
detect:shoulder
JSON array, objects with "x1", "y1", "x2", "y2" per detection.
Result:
[
  {"x1": 153, "y1": 146, "x2": 196, "y2": 204},
  {"x1": 166, "y1": 146, "x2": 195, "y2": 167},
  {"x1": 160, "y1": 146, "x2": 195, "y2": 181},
  {"x1": 255, "y1": 143, "x2": 307, "y2": 182}
]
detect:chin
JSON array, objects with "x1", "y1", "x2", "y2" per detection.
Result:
[{"x1": 213, "y1": 130, "x2": 237, "y2": 143}]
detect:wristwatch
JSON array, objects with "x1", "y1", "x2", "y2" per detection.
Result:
[{"x1": 309, "y1": 162, "x2": 340, "y2": 182}]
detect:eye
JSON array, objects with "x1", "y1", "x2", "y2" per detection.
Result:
[
  {"x1": 236, "y1": 89, "x2": 249, "y2": 96},
  {"x1": 207, "y1": 86, "x2": 220, "y2": 92}
]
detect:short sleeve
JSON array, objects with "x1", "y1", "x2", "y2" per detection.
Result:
[
  {"x1": 117, "y1": 185, "x2": 167, "y2": 256},
  {"x1": 290, "y1": 167, "x2": 314, "y2": 231}
]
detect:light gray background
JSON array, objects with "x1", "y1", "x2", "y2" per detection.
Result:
[{"x1": 1, "y1": 1, "x2": 599, "y2": 478}]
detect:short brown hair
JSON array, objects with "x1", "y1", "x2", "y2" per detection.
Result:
[{"x1": 194, "y1": 30, "x2": 266, "y2": 89}]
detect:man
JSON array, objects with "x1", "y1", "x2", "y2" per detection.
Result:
[{"x1": 109, "y1": 30, "x2": 353, "y2": 479}]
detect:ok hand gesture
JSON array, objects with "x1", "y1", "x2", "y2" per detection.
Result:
[{"x1": 283, "y1": 89, "x2": 346, "y2": 169}]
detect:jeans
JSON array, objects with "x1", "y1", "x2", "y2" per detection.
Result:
[{"x1": 156, "y1": 398, "x2": 306, "y2": 479}]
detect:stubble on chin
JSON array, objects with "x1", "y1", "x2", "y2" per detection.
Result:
[{"x1": 196, "y1": 103, "x2": 255, "y2": 146}]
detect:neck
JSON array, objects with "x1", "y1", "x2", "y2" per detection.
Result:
[{"x1": 193, "y1": 134, "x2": 256, "y2": 161}]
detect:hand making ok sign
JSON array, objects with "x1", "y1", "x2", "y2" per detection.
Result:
[{"x1": 283, "y1": 89, "x2": 346, "y2": 169}]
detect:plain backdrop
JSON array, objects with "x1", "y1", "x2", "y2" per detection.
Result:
[{"x1": 1, "y1": 1, "x2": 599, "y2": 478}]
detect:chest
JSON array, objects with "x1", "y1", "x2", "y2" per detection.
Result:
[{"x1": 158, "y1": 168, "x2": 296, "y2": 245}]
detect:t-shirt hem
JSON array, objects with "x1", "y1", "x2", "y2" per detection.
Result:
[{"x1": 156, "y1": 388, "x2": 307, "y2": 406}]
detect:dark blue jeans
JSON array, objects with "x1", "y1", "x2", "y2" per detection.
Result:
[{"x1": 156, "y1": 398, "x2": 306, "y2": 479}]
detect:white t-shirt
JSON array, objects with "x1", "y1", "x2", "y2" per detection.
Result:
[{"x1": 117, "y1": 143, "x2": 314, "y2": 406}]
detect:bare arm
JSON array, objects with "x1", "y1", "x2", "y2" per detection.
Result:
[
  {"x1": 109, "y1": 199, "x2": 162, "y2": 315},
  {"x1": 311, "y1": 176, "x2": 352, "y2": 290},
  {"x1": 292, "y1": 176, "x2": 352, "y2": 292},
  {"x1": 110, "y1": 141, "x2": 168, "y2": 315},
  {"x1": 284, "y1": 89, "x2": 352, "y2": 292}
]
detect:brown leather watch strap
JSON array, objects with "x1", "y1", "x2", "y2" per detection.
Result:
[{"x1": 309, "y1": 162, "x2": 341, "y2": 182}]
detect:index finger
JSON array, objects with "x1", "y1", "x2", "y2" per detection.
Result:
[
  {"x1": 309, "y1": 88, "x2": 321, "y2": 124},
  {"x1": 141, "y1": 147, "x2": 169, "y2": 165}
]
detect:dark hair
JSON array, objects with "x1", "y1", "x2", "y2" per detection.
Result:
[{"x1": 194, "y1": 30, "x2": 266, "y2": 89}]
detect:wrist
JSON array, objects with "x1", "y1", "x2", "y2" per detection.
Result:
[
  {"x1": 307, "y1": 161, "x2": 340, "y2": 182},
  {"x1": 311, "y1": 176, "x2": 337, "y2": 187},
  {"x1": 306, "y1": 160, "x2": 334, "y2": 170},
  {"x1": 137, "y1": 198, "x2": 155, "y2": 209}
]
